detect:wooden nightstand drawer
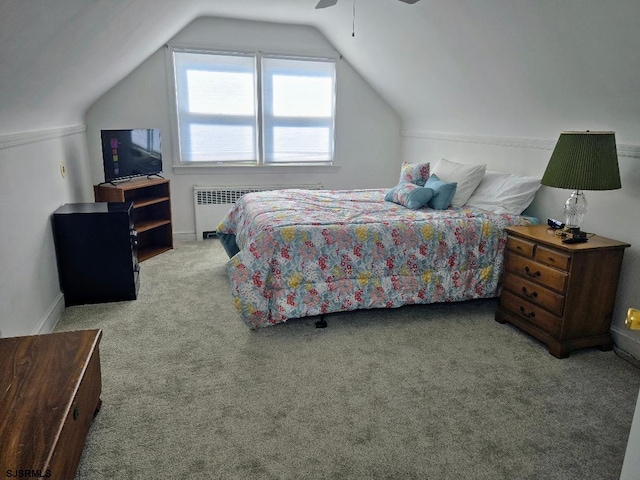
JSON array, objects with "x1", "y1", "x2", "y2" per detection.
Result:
[
  {"x1": 507, "y1": 236, "x2": 535, "y2": 257},
  {"x1": 503, "y1": 272, "x2": 564, "y2": 317},
  {"x1": 535, "y1": 246, "x2": 571, "y2": 271},
  {"x1": 505, "y1": 253, "x2": 568, "y2": 293},
  {"x1": 500, "y1": 290, "x2": 561, "y2": 337}
]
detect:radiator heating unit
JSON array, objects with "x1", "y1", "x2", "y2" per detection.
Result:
[{"x1": 193, "y1": 184, "x2": 323, "y2": 240}]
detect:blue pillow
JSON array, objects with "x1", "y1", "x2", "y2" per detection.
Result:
[
  {"x1": 386, "y1": 183, "x2": 434, "y2": 210},
  {"x1": 385, "y1": 187, "x2": 395, "y2": 202},
  {"x1": 425, "y1": 174, "x2": 457, "y2": 210}
]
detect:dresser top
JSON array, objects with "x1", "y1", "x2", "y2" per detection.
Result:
[{"x1": 505, "y1": 224, "x2": 630, "y2": 251}]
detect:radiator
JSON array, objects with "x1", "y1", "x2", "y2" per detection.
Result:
[{"x1": 193, "y1": 184, "x2": 323, "y2": 241}]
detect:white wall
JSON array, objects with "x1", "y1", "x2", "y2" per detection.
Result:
[
  {"x1": 0, "y1": 128, "x2": 93, "y2": 337},
  {"x1": 85, "y1": 17, "x2": 401, "y2": 239},
  {"x1": 402, "y1": 132, "x2": 640, "y2": 358},
  {"x1": 361, "y1": 0, "x2": 640, "y2": 145},
  {"x1": 621, "y1": 386, "x2": 640, "y2": 480}
]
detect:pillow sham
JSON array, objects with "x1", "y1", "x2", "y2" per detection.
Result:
[
  {"x1": 466, "y1": 170, "x2": 542, "y2": 214},
  {"x1": 399, "y1": 161, "x2": 430, "y2": 186},
  {"x1": 425, "y1": 174, "x2": 457, "y2": 210},
  {"x1": 386, "y1": 183, "x2": 434, "y2": 210},
  {"x1": 431, "y1": 158, "x2": 486, "y2": 207}
]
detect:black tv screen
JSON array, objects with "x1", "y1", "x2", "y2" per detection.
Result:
[{"x1": 101, "y1": 129, "x2": 162, "y2": 182}]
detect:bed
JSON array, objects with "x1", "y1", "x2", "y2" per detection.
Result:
[{"x1": 216, "y1": 185, "x2": 538, "y2": 329}]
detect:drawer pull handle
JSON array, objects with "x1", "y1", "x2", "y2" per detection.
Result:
[
  {"x1": 522, "y1": 287, "x2": 538, "y2": 299},
  {"x1": 516, "y1": 246, "x2": 523, "y2": 251},
  {"x1": 73, "y1": 405, "x2": 80, "y2": 421},
  {"x1": 547, "y1": 256, "x2": 555, "y2": 262},
  {"x1": 524, "y1": 266, "x2": 541, "y2": 278},
  {"x1": 519, "y1": 306, "x2": 536, "y2": 318}
]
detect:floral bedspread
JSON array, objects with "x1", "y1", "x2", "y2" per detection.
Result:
[{"x1": 217, "y1": 189, "x2": 534, "y2": 328}]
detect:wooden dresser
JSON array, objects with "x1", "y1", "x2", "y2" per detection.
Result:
[
  {"x1": 0, "y1": 330, "x2": 102, "y2": 479},
  {"x1": 495, "y1": 225, "x2": 630, "y2": 358}
]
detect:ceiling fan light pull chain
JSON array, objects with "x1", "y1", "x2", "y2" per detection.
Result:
[{"x1": 352, "y1": 0, "x2": 356, "y2": 37}]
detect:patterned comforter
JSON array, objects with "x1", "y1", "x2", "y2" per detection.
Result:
[{"x1": 217, "y1": 189, "x2": 535, "y2": 328}]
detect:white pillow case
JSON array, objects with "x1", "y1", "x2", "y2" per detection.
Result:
[
  {"x1": 431, "y1": 158, "x2": 487, "y2": 207},
  {"x1": 466, "y1": 170, "x2": 542, "y2": 214}
]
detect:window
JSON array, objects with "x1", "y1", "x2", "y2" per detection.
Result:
[
  {"x1": 171, "y1": 48, "x2": 336, "y2": 167},
  {"x1": 262, "y1": 56, "x2": 335, "y2": 164}
]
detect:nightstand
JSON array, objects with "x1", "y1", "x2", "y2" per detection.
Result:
[{"x1": 495, "y1": 225, "x2": 630, "y2": 358}]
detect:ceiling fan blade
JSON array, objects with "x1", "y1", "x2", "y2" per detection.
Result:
[
  {"x1": 398, "y1": 0, "x2": 421, "y2": 4},
  {"x1": 315, "y1": 0, "x2": 339, "y2": 8}
]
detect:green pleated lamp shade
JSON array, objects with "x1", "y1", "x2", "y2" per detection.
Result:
[{"x1": 541, "y1": 131, "x2": 622, "y2": 191}]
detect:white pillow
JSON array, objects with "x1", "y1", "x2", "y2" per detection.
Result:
[
  {"x1": 431, "y1": 158, "x2": 486, "y2": 207},
  {"x1": 466, "y1": 170, "x2": 542, "y2": 214}
]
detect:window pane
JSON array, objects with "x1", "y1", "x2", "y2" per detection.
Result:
[
  {"x1": 271, "y1": 126, "x2": 331, "y2": 162},
  {"x1": 186, "y1": 124, "x2": 255, "y2": 162},
  {"x1": 272, "y1": 75, "x2": 333, "y2": 117},
  {"x1": 186, "y1": 70, "x2": 255, "y2": 116}
]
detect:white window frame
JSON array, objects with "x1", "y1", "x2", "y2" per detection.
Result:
[{"x1": 166, "y1": 45, "x2": 339, "y2": 173}]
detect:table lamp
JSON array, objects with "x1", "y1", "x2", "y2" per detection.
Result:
[{"x1": 540, "y1": 131, "x2": 621, "y2": 236}]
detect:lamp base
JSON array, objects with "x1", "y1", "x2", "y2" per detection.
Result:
[{"x1": 564, "y1": 190, "x2": 587, "y2": 231}]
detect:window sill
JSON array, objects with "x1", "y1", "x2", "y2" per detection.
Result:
[{"x1": 172, "y1": 164, "x2": 341, "y2": 175}]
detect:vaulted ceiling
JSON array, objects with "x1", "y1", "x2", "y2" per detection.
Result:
[{"x1": 1, "y1": 0, "x2": 639, "y2": 142}]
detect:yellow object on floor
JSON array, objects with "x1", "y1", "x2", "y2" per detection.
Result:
[{"x1": 626, "y1": 308, "x2": 640, "y2": 330}]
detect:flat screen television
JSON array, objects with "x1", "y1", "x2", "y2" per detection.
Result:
[{"x1": 101, "y1": 128, "x2": 162, "y2": 183}]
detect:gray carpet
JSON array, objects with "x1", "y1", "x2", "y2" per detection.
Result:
[{"x1": 55, "y1": 239, "x2": 640, "y2": 480}]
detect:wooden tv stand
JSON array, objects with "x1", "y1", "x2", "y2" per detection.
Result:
[
  {"x1": 94, "y1": 177, "x2": 173, "y2": 261},
  {"x1": 0, "y1": 330, "x2": 103, "y2": 479}
]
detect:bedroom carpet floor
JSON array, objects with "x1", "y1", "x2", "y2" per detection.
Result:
[{"x1": 55, "y1": 239, "x2": 640, "y2": 480}]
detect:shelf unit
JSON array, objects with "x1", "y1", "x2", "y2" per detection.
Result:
[{"x1": 94, "y1": 177, "x2": 173, "y2": 261}]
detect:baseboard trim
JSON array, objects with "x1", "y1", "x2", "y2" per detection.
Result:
[
  {"x1": 611, "y1": 326, "x2": 640, "y2": 363},
  {"x1": 401, "y1": 130, "x2": 640, "y2": 159},
  {"x1": 174, "y1": 232, "x2": 197, "y2": 242},
  {"x1": 34, "y1": 292, "x2": 66, "y2": 335},
  {"x1": 0, "y1": 124, "x2": 86, "y2": 150}
]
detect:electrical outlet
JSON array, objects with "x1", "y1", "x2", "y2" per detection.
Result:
[{"x1": 60, "y1": 163, "x2": 66, "y2": 178}]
